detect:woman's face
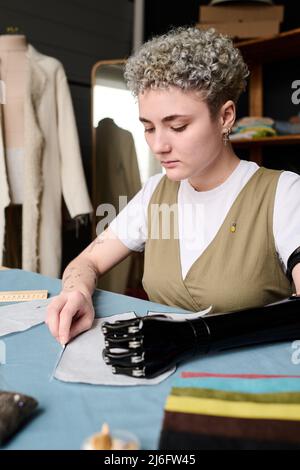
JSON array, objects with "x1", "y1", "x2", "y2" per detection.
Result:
[{"x1": 138, "y1": 86, "x2": 224, "y2": 182}]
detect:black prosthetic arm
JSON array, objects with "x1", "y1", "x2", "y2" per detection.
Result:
[
  {"x1": 287, "y1": 247, "x2": 300, "y2": 282},
  {"x1": 190, "y1": 295, "x2": 300, "y2": 354},
  {"x1": 101, "y1": 296, "x2": 300, "y2": 378}
]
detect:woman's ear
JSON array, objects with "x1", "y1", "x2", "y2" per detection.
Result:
[{"x1": 220, "y1": 100, "x2": 236, "y2": 130}]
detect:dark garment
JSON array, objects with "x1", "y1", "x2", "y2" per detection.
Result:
[
  {"x1": 2, "y1": 205, "x2": 22, "y2": 269},
  {"x1": 159, "y1": 428, "x2": 300, "y2": 450},
  {"x1": 162, "y1": 410, "x2": 300, "y2": 444}
]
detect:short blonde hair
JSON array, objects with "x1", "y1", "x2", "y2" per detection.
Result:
[{"x1": 124, "y1": 26, "x2": 249, "y2": 117}]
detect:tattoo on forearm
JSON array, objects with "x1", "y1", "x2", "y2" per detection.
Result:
[
  {"x1": 88, "y1": 236, "x2": 104, "y2": 253},
  {"x1": 63, "y1": 266, "x2": 77, "y2": 288},
  {"x1": 87, "y1": 263, "x2": 96, "y2": 273},
  {"x1": 62, "y1": 263, "x2": 97, "y2": 291},
  {"x1": 87, "y1": 263, "x2": 98, "y2": 287}
]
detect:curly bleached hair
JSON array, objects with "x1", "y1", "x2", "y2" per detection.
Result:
[{"x1": 124, "y1": 26, "x2": 249, "y2": 117}]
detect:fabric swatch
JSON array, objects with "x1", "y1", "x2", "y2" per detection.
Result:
[
  {"x1": 159, "y1": 373, "x2": 300, "y2": 449},
  {"x1": 173, "y1": 376, "x2": 300, "y2": 393},
  {"x1": 165, "y1": 394, "x2": 300, "y2": 421},
  {"x1": 162, "y1": 411, "x2": 300, "y2": 443},
  {"x1": 159, "y1": 428, "x2": 300, "y2": 450},
  {"x1": 172, "y1": 387, "x2": 300, "y2": 404},
  {"x1": 181, "y1": 371, "x2": 300, "y2": 379},
  {"x1": 0, "y1": 298, "x2": 52, "y2": 337}
]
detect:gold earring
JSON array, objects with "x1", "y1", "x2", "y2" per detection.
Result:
[{"x1": 223, "y1": 127, "x2": 231, "y2": 145}]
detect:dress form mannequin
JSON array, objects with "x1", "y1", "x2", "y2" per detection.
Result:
[
  {"x1": 0, "y1": 34, "x2": 27, "y2": 267},
  {"x1": 0, "y1": 37, "x2": 92, "y2": 275},
  {"x1": 0, "y1": 34, "x2": 27, "y2": 204}
]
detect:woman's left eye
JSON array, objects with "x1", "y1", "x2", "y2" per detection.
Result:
[{"x1": 171, "y1": 125, "x2": 187, "y2": 132}]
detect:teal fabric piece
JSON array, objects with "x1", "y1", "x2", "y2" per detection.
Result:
[{"x1": 173, "y1": 377, "x2": 300, "y2": 394}]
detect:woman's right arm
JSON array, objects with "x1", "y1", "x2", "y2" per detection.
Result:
[{"x1": 45, "y1": 226, "x2": 132, "y2": 345}]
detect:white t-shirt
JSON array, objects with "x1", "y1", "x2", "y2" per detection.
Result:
[{"x1": 109, "y1": 160, "x2": 300, "y2": 280}]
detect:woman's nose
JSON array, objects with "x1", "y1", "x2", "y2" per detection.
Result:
[{"x1": 151, "y1": 132, "x2": 171, "y2": 154}]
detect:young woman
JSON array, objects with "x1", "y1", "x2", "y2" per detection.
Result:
[{"x1": 46, "y1": 26, "x2": 300, "y2": 347}]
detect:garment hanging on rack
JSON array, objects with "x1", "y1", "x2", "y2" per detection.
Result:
[{"x1": 95, "y1": 118, "x2": 142, "y2": 294}]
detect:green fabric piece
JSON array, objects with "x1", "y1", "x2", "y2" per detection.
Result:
[{"x1": 171, "y1": 387, "x2": 300, "y2": 404}]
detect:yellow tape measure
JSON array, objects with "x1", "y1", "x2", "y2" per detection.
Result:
[{"x1": 0, "y1": 290, "x2": 48, "y2": 302}]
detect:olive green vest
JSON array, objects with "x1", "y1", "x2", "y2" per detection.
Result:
[{"x1": 142, "y1": 167, "x2": 293, "y2": 313}]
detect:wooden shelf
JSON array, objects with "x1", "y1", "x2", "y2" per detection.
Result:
[
  {"x1": 231, "y1": 134, "x2": 300, "y2": 148},
  {"x1": 231, "y1": 28, "x2": 300, "y2": 164},
  {"x1": 235, "y1": 28, "x2": 300, "y2": 66}
]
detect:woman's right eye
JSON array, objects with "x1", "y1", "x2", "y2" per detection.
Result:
[{"x1": 144, "y1": 128, "x2": 155, "y2": 133}]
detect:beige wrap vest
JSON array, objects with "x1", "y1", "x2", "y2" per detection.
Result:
[{"x1": 142, "y1": 167, "x2": 293, "y2": 313}]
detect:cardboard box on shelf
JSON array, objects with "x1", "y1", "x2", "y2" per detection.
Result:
[
  {"x1": 197, "y1": 20, "x2": 280, "y2": 39},
  {"x1": 199, "y1": 5, "x2": 284, "y2": 23}
]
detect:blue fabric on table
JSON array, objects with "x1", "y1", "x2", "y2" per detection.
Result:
[
  {"x1": 1, "y1": 269, "x2": 300, "y2": 449},
  {"x1": 0, "y1": 269, "x2": 188, "y2": 450}
]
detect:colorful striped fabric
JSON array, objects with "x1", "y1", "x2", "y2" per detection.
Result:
[{"x1": 159, "y1": 372, "x2": 300, "y2": 449}]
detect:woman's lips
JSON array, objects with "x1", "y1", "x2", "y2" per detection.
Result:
[{"x1": 161, "y1": 160, "x2": 179, "y2": 168}]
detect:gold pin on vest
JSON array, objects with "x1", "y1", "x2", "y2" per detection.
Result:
[{"x1": 230, "y1": 222, "x2": 237, "y2": 233}]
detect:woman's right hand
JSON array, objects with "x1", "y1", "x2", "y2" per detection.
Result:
[
  {"x1": 45, "y1": 227, "x2": 133, "y2": 345},
  {"x1": 45, "y1": 290, "x2": 95, "y2": 345}
]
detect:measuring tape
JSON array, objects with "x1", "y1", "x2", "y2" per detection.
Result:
[{"x1": 0, "y1": 290, "x2": 48, "y2": 302}]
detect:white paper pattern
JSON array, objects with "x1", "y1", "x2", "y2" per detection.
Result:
[
  {"x1": 54, "y1": 307, "x2": 212, "y2": 386},
  {"x1": 0, "y1": 298, "x2": 52, "y2": 336}
]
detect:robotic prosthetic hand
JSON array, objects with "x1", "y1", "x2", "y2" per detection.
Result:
[{"x1": 101, "y1": 295, "x2": 300, "y2": 378}]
